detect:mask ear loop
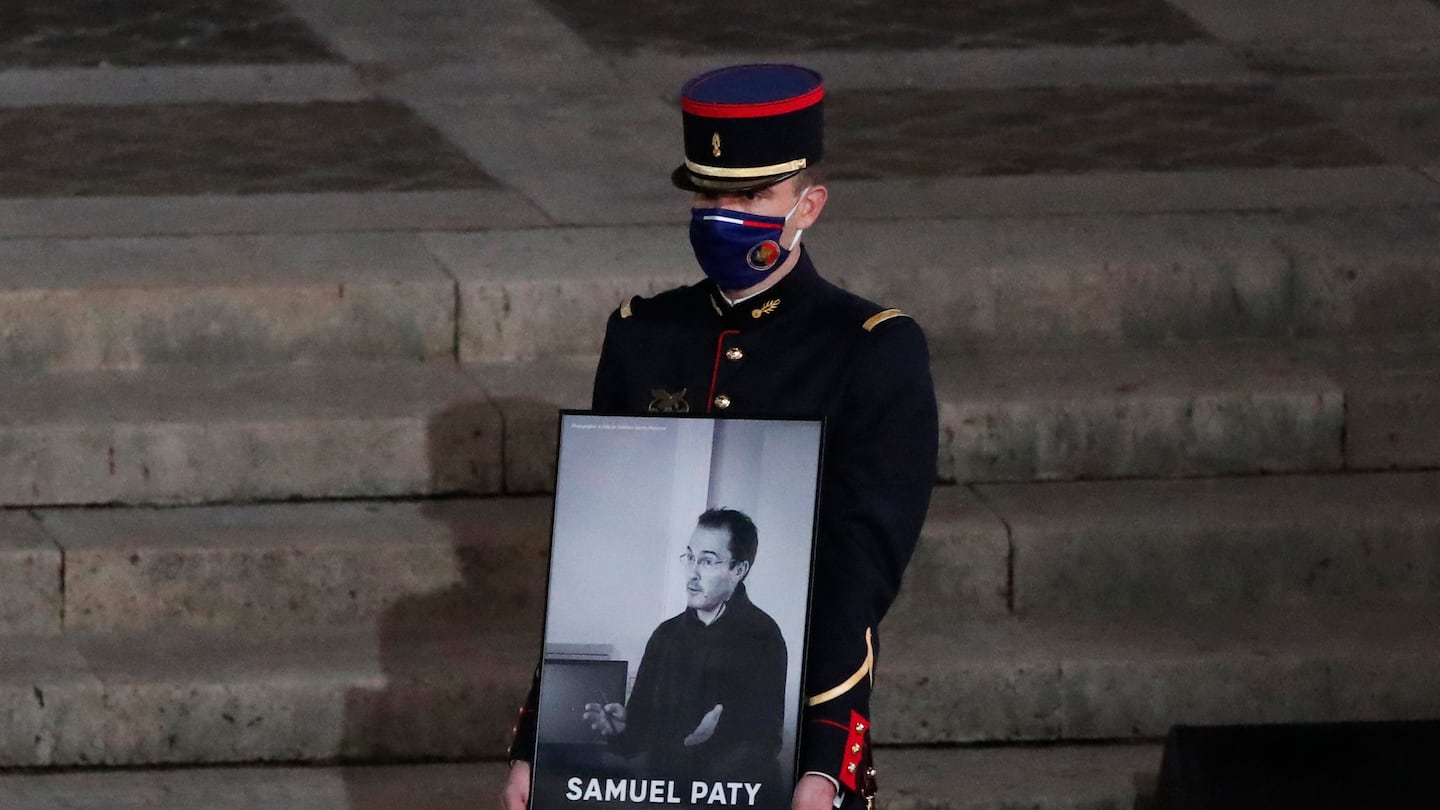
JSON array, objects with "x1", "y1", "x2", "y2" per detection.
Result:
[{"x1": 785, "y1": 186, "x2": 811, "y2": 251}]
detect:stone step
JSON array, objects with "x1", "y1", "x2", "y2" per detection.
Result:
[
  {"x1": 35, "y1": 498, "x2": 555, "y2": 634},
  {"x1": 0, "y1": 339, "x2": 1385, "y2": 506},
  {"x1": 1, "y1": 605, "x2": 1432, "y2": 766},
  {"x1": 544, "y1": 201, "x2": 1440, "y2": 360},
  {"x1": 823, "y1": 206, "x2": 1440, "y2": 350},
  {"x1": 0, "y1": 513, "x2": 61, "y2": 635},
  {"x1": 937, "y1": 335, "x2": 1438, "y2": 481},
  {"x1": 891, "y1": 471, "x2": 1440, "y2": 623},
  {"x1": 1305, "y1": 335, "x2": 1440, "y2": 472},
  {"x1": 2, "y1": 337, "x2": 1434, "y2": 506},
  {"x1": 875, "y1": 606, "x2": 1440, "y2": 746},
  {"x1": 9, "y1": 470, "x2": 1434, "y2": 636},
  {"x1": 932, "y1": 340, "x2": 1344, "y2": 482},
  {"x1": 880, "y1": 743, "x2": 1162, "y2": 810},
  {"x1": 0, "y1": 233, "x2": 461, "y2": 371},
  {"x1": 0, "y1": 623, "x2": 537, "y2": 768},
  {"x1": 0, "y1": 358, "x2": 593, "y2": 506},
  {"x1": 2, "y1": 207, "x2": 1439, "y2": 371},
  {"x1": 0, "y1": 744, "x2": 1163, "y2": 810}
]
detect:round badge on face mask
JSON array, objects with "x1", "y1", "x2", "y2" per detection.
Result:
[
  {"x1": 689, "y1": 187, "x2": 809, "y2": 291},
  {"x1": 746, "y1": 240, "x2": 782, "y2": 271}
]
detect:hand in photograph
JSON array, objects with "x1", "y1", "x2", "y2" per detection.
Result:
[
  {"x1": 582, "y1": 701, "x2": 627, "y2": 735},
  {"x1": 683, "y1": 703, "x2": 724, "y2": 746}
]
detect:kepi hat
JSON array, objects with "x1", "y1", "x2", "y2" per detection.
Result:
[{"x1": 671, "y1": 64, "x2": 824, "y2": 193}]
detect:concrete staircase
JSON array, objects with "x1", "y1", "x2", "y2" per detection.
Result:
[
  {"x1": 4, "y1": 213, "x2": 1439, "y2": 806},
  {"x1": 4, "y1": 0, "x2": 1440, "y2": 807}
]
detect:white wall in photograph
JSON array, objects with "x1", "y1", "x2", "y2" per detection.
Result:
[{"x1": 547, "y1": 416, "x2": 715, "y2": 688}]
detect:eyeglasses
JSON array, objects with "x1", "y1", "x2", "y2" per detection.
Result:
[{"x1": 679, "y1": 551, "x2": 733, "y2": 570}]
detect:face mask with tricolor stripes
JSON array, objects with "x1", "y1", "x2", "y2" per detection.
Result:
[{"x1": 688, "y1": 189, "x2": 807, "y2": 292}]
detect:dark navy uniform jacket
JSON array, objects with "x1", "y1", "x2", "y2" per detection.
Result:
[{"x1": 511, "y1": 248, "x2": 938, "y2": 801}]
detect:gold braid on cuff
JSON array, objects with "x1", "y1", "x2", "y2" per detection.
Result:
[{"x1": 807, "y1": 628, "x2": 874, "y2": 707}]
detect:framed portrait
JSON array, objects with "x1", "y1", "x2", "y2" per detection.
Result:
[{"x1": 530, "y1": 412, "x2": 824, "y2": 810}]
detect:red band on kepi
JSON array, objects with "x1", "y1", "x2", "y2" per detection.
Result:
[{"x1": 681, "y1": 85, "x2": 825, "y2": 119}]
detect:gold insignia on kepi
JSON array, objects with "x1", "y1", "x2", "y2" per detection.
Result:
[
  {"x1": 712, "y1": 132, "x2": 722, "y2": 157},
  {"x1": 648, "y1": 389, "x2": 689, "y2": 414},
  {"x1": 751, "y1": 299, "x2": 780, "y2": 319}
]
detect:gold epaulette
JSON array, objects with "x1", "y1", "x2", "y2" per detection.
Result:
[
  {"x1": 862, "y1": 308, "x2": 907, "y2": 332},
  {"x1": 619, "y1": 297, "x2": 634, "y2": 319}
]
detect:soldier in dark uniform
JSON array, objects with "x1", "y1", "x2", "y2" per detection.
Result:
[{"x1": 504, "y1": 64, "x2": 937, "y2": 810}]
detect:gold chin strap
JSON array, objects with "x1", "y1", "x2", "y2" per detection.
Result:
[
  {"x1": 686, "y1": 157, "x2": 807, "y2": 178},
  {"x1": 806, "y1": 628, "x2": 874, "y2": 707}
]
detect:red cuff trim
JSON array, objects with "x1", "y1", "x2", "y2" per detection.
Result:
[{"x1": 840, "y1": 711, "x2": 869, "y2": 791}]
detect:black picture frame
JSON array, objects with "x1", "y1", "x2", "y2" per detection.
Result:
[{"x1": 531, "y1": 412, "x2": 824, "y2": 810}]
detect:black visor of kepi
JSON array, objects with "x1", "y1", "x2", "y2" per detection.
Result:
[{"x1": 672, "y1": 64, "x2": 824, "y2": 193}]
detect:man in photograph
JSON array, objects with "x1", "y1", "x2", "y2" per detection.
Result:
[
  {"x1": 582, "y1": 508, "x2": 786, "y2": 786},
  {"x1": 507, "y1": 63, "x2": 938, "y2": 810}
]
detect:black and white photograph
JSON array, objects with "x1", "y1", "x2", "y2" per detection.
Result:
[{"x1": 531, "y1": 413, "x2": 823, "y2": 810}]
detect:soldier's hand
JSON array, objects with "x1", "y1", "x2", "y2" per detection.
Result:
[
  {"x1": 582, "y1": 702, "x2": 626, "y2": 735},
  {"x1": 683, "y1": 703, "x2": 723, "y2": 746},
  {"x1": 502, "y1": 761, "x2": 531, "y2": 810},
  {"x1": 792, "y1": 774, "x2": 838, "y2": 810}
]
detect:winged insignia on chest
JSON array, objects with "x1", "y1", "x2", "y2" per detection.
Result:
[{"x1": 648, "y1": 389, "x2": 690, "y2": 414}]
